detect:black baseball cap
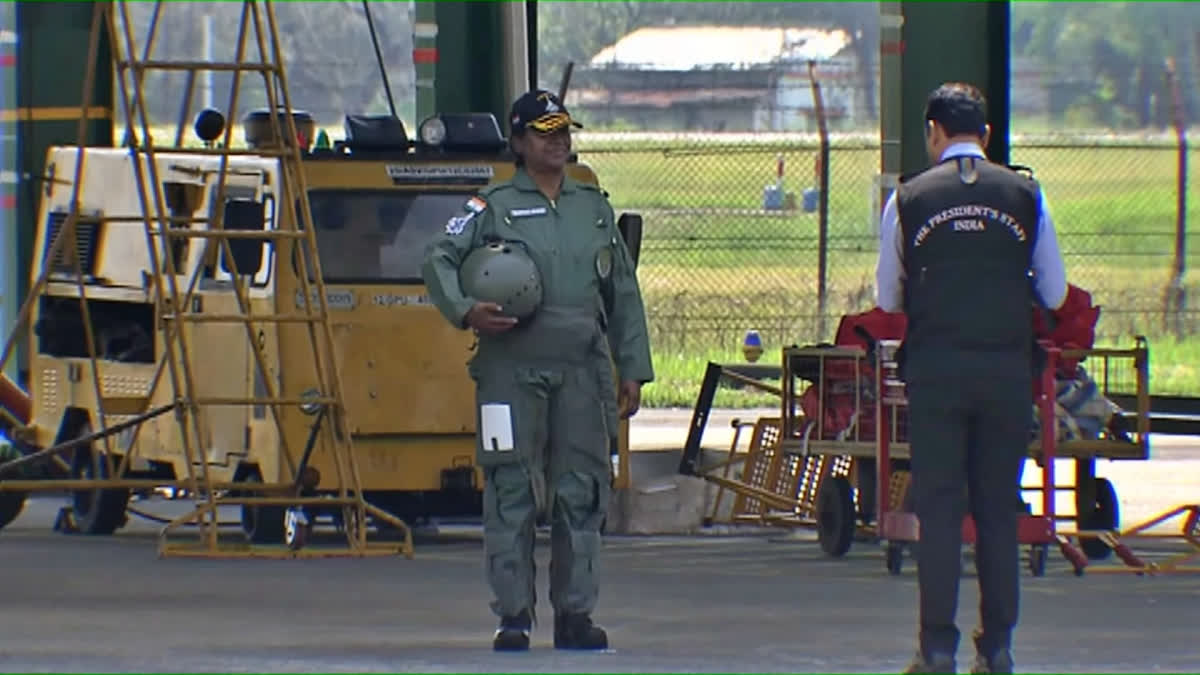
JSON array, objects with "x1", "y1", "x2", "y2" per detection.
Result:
[{"x1": 509, "y1": 89, "x2": 583, "y2": 134}]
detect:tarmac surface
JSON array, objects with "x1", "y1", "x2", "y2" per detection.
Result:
[
  {"x1": 0, "y1": 408, "x2": 1197, "y2": 673},
  {"x1": 2, "y1": 493, "x2": 1199, "y2": 673}
]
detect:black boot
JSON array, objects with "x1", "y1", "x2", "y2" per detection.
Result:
[
  {"x1": 492, "y1": 609, "x2": 532, "y2": 652},
  {"x1": 553, "y1": 612, "x2": 608, "y2": 650},
  {"x1": 970, "y1": 649, "x2": 1013, "y2": 674},
  {"x1": 902, "y1": 650, "x2": 956, "y2": 674},
  {"x1": 971, "y1": 630, "x2": 1013, "y2": 674}
]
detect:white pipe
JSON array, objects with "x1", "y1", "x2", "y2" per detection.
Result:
[
  {"x1": 202, "y1": 14, "x2": 213, "y2": 109},
  {"x1": 500, "y1": 1, "x2": 529, "y2": 107}
]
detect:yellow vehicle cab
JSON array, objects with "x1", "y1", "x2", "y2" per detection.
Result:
[{"x1": 22, "y1": 107, "x2": 641, "y2": 542}]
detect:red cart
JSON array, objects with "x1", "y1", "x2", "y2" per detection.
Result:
[{"x1": 873, "y1": 340, "x2": 1090, "y2": 577}]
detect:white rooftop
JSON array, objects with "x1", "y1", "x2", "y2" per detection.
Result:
[{"x1": 588, "y1": 25, "x2": 853, "y2": 71}]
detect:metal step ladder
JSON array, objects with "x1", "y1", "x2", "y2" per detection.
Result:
[{"x1": 65, "y1": 0, "x2": 413, "y2": 558}]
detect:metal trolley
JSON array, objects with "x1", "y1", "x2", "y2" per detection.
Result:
[
  {"x1": 681, "y1": 315, "x2": 1151, "y2": 576},
  {"x1": 772, "y1": 333, "x2": 1150, "y2": 575}
]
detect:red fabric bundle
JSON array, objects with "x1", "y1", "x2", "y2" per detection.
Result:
[
  {"x1": 1032, "y1": 284, "x2": 1101, "y2": 375},
  {"x1": 797, "y1": 307, "x2": 908, "y2": 442}
]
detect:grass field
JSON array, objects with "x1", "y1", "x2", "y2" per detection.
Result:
[
  {"x1": 133, "y1": 123, "x2": 1200, "y2": 407},
  {"x1": 565, "y1": 133, "x2": 1200, "y2": 407},
  {"x1": 641, "y1": 335, "x2": 1200, "y2": 410}
]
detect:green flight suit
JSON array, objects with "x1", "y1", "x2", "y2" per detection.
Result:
[{"x1": 422, "y1": 167, "x2": 654, "y2": 621}]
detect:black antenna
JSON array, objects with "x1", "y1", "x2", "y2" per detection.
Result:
[
  {"x1": 362, "y1": 0, "x2": 397, "y2": 118},
  {"x1": 558, "y1": 61, "x2": 574, "y2": 102}
]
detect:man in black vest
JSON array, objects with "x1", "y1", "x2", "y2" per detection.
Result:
[{"x1": 875, "y1": 82, "x2": 1068, "y2": 674}]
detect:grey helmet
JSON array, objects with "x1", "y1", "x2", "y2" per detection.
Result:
[{"x1": 459, "y1": 241, "x2": 543, "y2": 320}]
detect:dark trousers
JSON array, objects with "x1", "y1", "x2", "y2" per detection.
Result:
[{"x1": 907, "y1": 373, "x2": 1031, "y2": 658}]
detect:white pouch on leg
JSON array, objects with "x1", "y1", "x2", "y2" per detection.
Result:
[{"x1": 480, "y1": 403, "x2": 515, "y2": 453}]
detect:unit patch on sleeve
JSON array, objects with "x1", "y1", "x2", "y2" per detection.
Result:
[
  {"x1": 445, "y1": 214, "x2": 473, "y2": 235},
  {"x1": 509, "y1": 206, "x2": 548, "y2": 219}
]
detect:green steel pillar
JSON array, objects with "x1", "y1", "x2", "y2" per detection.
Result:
[
  {"x1": 12, "y1": 0, "x2": 113, "y2": 386},
  {"x1": 427, "y1": 1, "x2": 507, "y2": 122},
  {"x1": 880, "y1": 0, "x2": 1010, "y2": 182},
  {"x1": 413, "y1": 1, "x2": 437, "y2": 124},
  {"x1": 2, "y1": 1, "x2": 17, "y2": 383}
]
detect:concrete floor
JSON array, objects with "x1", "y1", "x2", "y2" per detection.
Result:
[
  {"x1": 0, "y1": 408, "x2": 1196, "y2": 673},
  {"x1": 2, "y1": 495, "x2": 1199, "y2": 673}
]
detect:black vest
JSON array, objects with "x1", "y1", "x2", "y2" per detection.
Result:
[{"x1": 897, "y1": 156, "x2": 1042, "y2": 380}]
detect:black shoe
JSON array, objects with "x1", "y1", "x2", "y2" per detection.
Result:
[
  {"x1": 492, "y1": 609, "x2": 532, "y2": 652},
  {"x1": 902, "y1": 650, "x2": 956, "y2": 674},
  {"x1": 970, "y1": 649, "x2": 1013, "y2": 674},
  {"x1": 553, "y1": 612, "x2": 608, "y2": 650}
]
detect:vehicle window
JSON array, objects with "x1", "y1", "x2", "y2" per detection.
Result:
[{"x1": 305, "y1": 190, "x2": 468, "y2": 283}]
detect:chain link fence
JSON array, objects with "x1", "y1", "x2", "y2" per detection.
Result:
[{"x1": 574, "y1": 132, "x2": 1200, "y2": 354}]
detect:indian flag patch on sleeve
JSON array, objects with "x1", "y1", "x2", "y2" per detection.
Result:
[
  {"x1": 445, "y1": 195, "x2": 487, "y2": 234},
  {"x1": 465, "y1": 196, "x2": 487, "y2": 214}
]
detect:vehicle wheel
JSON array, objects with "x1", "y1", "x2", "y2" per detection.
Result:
[
  {"x1": 886, "y1": 543, "x2": 904, "y2": 575},
  {"x1": 816, "y1": 476, "x2": 856, "y2": 557},
  {"x1": 69, "y1": 425, "x2": 131, "y2": 535},
  {"x1": 1029, "y1": 543, "x2": 1048, "y2": 577},
  {"x1": 238, "y1": 474, "x2": 286, "y2": 544},
  {"x1": 285, "y1": 506, "x2": 311, "y2": 551},
  {"x1": 0, "y1": 492, "x2": 27, "y2": 530},
  {"x1": 1079, "y1": 477, "x2": 1119, "y2": 561}
]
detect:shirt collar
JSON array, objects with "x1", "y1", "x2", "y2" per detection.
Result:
[
  {"x1": 511, "y1": 167, "x2": 578, "y2": 194},
  {"x1": 939, "y1": 141, "x2": 987, "y2": 162}
]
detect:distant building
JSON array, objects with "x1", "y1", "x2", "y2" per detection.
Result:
[
  {"x1": 567, "y1": 25, "x2": 868, "y2": 132},
  {"x1": 1010, "y1": 54, "x2": 1051, "y2": 117}
]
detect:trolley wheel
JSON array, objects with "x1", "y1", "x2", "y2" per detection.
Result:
[
  {"x1": 886, "y1": 543, "x2": 904, "y2": 575},
  {"x1": 284, "y1": 506, "x2": 311, "y2": 551},
  {"x1": 1079, "y1": 477, "x2": 1119, "y2": 561},
  {"x1": 0, "y1": 492, "x2": 27, "y2": 531},
  {"x1": 1028, "y1": 543, "x2": 1048, "y2": 577},
  {"x1": 816, "y1": 476, "x2": 856, "y2": 557}
]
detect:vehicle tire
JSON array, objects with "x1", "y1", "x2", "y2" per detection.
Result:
[
  {"x1": 70, "y1": 423, "x2": 131, "y2": 535},
  {"x1": 886, "y1": 542, "x2": 904, "y2": 575},
  {"x1": 1079, "y1": 477, "x2": 1119, "y2": 561},
  {"x1": 285, "y1": 506, "x2": 312, "y2": 551},
  {"x1": 816, "y1": 476, "x2": 856, "y2": 557},
  {"x1": 1028, "y1": 543, "x2": 1048, "y2": 577},
  {"x1": 239, "y1": 473, "x2": 286, "y2": 544},
  {"x1": 0, "y1": 492, "x2": 27, "y2": 530}
]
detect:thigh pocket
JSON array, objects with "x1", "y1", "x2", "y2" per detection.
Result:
[{"x1": 474, "y1": 368, "x2": 548, "y2": 468}]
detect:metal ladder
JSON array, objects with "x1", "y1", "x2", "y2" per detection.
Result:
[{"x1": 67, "y1": 0, "x2": 413, "y2": 558}]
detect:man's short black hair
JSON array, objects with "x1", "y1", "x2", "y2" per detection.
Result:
[{"x1": 924, "y1": 82, "x2": 988, "y2": 138}]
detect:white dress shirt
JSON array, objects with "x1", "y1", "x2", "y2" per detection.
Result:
[{"x1": 874, "y1": 141, "x2": 1068, "y2": 313}]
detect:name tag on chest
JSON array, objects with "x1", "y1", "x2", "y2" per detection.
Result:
[{"x1": 509, "y1": 206, "x2": 548, "y2": 219}]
